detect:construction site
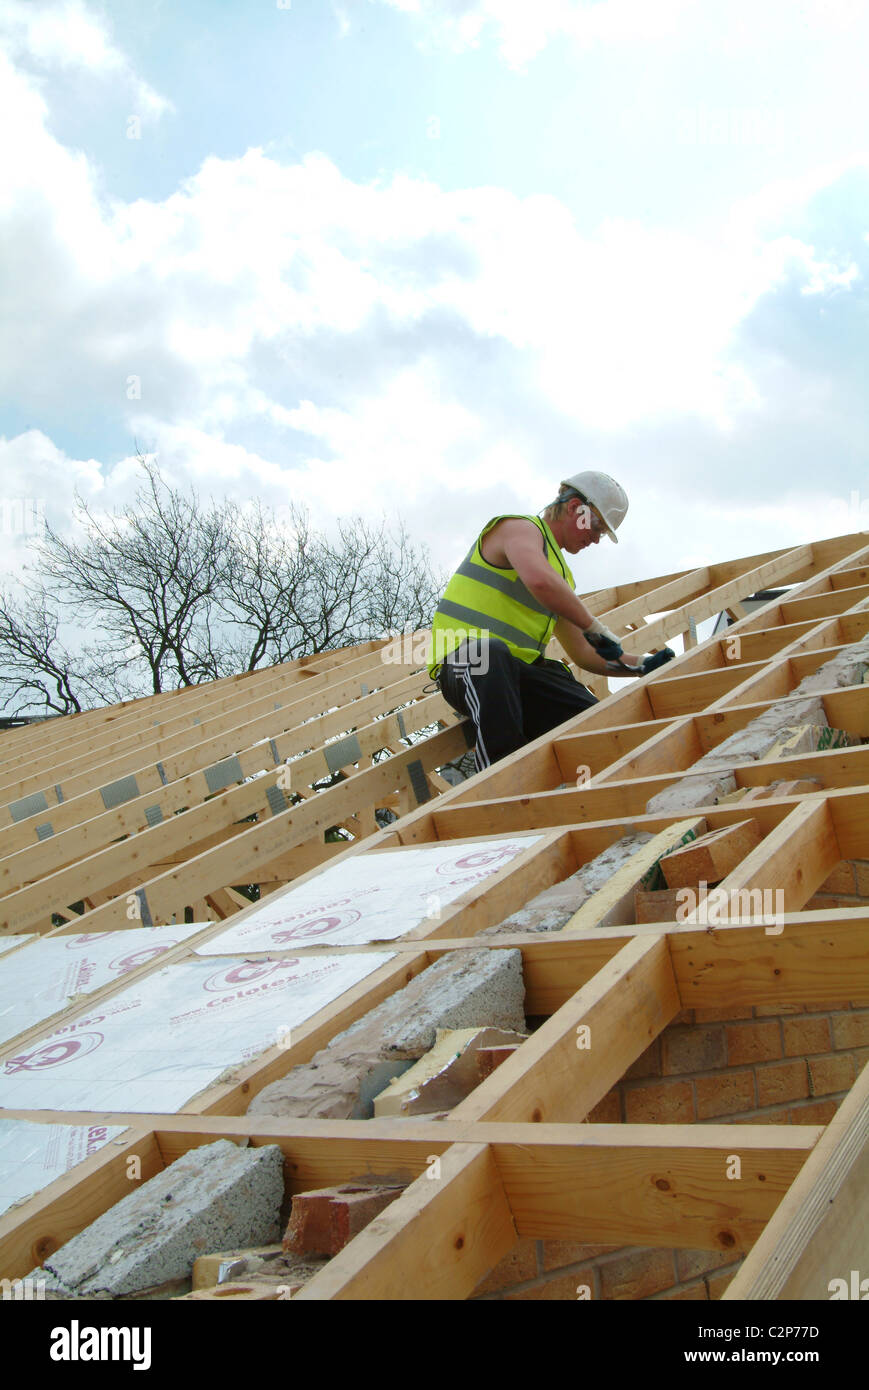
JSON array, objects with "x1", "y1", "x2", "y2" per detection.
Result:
[{"x1": 0, "y1": 527, "x2": 867, "y2": 1305}]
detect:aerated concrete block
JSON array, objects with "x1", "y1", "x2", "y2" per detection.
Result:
[
  {"x1": 373, "y1": 1025, "x2": 527, "y2": 1115},
  {"x1": 642, "y1": 648, "x2": 867, "y2": 815},
  {"x1": 386, "y1": 949, "x2": 525, "y2": 1054},
  {"x1": 696, "y1": 697, "x2": 827, "y2": 769},
  {"x1": 30, "y1": 1141, "x2": 284, "y2": 1299},
  {"x1": 792, "y1": 636, "x2": 869, "y2": 693},
  {"x1": 645, "y1": 772, "x2": 737, "y2": 817},
  {"x1": 248, "y1": 948, "x2": 525, "y2": 1119},
  {"x1": 759, "y1": 724, "x2": 857, "y2": 759},
  {"x1": 645, "y1": 695, "x2": 832, "y2": 816},
  {"x1": 480, "y1": 834, "x2": 654, "y2": 935}
]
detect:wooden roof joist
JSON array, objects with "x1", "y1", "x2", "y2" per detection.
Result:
[
  {"x1": 2, "y1": 529, "x2": 869, "y2": 1300},
  {"x1": 0, "y1": 693, "x2": 461, "y2": 930},
  {"x1": 0, "y1": 646, "x2": 425, "y2": 806},
  {"x1": 0, "y1": 641, "x2": 383, "y2": 774},
  {"x1": 0, "y1": 893, "x2": 865, "y2": 1288},
  {"x1": 0, "y1": 1109, "x2": 820, "y2": 1288}
]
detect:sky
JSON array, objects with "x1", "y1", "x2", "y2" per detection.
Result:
[{"x1": 1, "y1": 0, "x2": 868, "y2": 614}]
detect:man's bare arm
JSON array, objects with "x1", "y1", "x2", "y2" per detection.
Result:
[
  {"x1": 491, "y1": 519, "x2": 623, "y2": 654},
  {"x1": 495, "y1": 520, "x2": 598, "y2": 631}
]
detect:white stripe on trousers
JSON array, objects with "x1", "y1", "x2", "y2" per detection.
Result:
[{"x1": 460, "y1": 665, "x2": 490, "y2": 772}]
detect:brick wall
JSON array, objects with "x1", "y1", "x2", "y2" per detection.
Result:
[
  {"x1": 471, "y1": 860, "x2": 869, "y2": 1302},
  {"x1": 472, "y1": 1239, "x2": 741, "y2": 1301}
]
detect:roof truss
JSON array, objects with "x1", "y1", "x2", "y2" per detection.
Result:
[{"x1": 2, "y1": 531, "x2": 869, "y2": 1299}]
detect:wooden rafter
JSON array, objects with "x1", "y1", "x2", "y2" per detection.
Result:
[{"x1": 2, "y1": 530, "x2": 869, "y2": 1300}]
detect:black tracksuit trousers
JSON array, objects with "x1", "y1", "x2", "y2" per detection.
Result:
[{"x1": 436, "y1": 637, "x2": 598, "y2": 773}]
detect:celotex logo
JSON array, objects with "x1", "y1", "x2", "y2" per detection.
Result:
[
  {"x1": 271, "y1": 908, "x2": 361, "y2": 942},
  {"x1": 202, "y1": 960, "x2": 301, "y2": 998},
  {"x1": 436, "y1": 846, "x2": 517, "y2": 883},
  {"x1": 4, "y1": 1032, "x2": 105, "y2": 1073},
  {"x1": 110, "y1": 945, "x2": 174, "y2": 974}
]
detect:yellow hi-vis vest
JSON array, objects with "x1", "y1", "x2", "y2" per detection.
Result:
[{"x1": 428, "y1": 514, "x2": 575, "y2": 677}]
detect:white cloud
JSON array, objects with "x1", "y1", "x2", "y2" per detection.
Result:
[
  {"x1": 1, "y1": 5, "x2": 867, "y2": 588},
  {"x1": 0, "y1": 0, "x2": 172, "y2": 118},
  {"x1": 373, "y1": 0, "x2": 869, "y2": 66},
  {"x1": 371, "y1": 0, "x2": 703, "y2": 64},
  {"x1": 726, "y1": 156, "x2": 869, "y2": 242},
  {"x1": 1, "y1": 68, "x2": 862, "y2": 472},
  {"x1": 0, "y1": 429, "x2": 122, "y2": 578}
]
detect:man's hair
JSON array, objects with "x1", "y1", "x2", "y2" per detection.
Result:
[{"x1": 543, "y1": 484, "x2": 585, "y2": 521}]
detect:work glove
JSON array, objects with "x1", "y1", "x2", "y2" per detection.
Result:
[
  {"x1": 607, "y1": 648, "x2": 676, "y2": 676},
  {"x1": 583, "y1": 617, "x2": 623, "y2": 660},
  {"x1": 638, "y1": 647, "x2": 676, "y2": 675}
]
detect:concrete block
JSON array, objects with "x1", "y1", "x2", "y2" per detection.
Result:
[
  {"x1": 748, "y1": 695, "x2": 828, "y2": 731},
  {"x1": 645, "y1": 773, "x2": 737, "y2": 816},
  {"x1": 686, "y1": 695, "x2": 823, "y2": 772},
  {"x1": 647, "y1": 683, "x2": 857, "y2": 818},
  {"x1": 649, "y1": 672, "x2": 862, "y2": 818},
  {"x1": 373, "y1": 1026, "x2": 526, "y2": 1116},
  {"x1": 759, "y1": 724, "x2": 857, "y2": 760},
  {"x1": 31, "y1": 1141, "x2": 284, "y2": 1299},
  {"x1": 284, "y1": 1181, "x2": 406, "y2": 1257},
  {"x1": 486, "y1": 879, "x2": 593, "y2": 933},
  {"x1": 248, "y1": 948, "x2": 525, "y2": 1119},
  {"x1": 792, "y1": 637, "x2": 869, "y2": 693},
  {"x1": 482, "y1": 834, "x2": 654, "y2": 934},
  {"x1": 386, "y1": 950, "x2": 524, "y2": 1055},
  {"x1": 695, "y1": 697, "x2": 827, "y2": 769}
]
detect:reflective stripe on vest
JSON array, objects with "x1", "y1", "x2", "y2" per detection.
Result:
[
  {"x1": 428, "y1": 514, "x2": 574, "y2": 675},
  {"x1": 451, "y1": 554, "x2": 552, "y2": 615}
]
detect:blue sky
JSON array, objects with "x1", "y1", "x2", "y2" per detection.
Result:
[{"x1": 1, "y1": 0, "x2": 868, "y2": 600}]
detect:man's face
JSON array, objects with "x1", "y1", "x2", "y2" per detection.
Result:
[{"x1": 564, "y1": 497, "x2": 605, "y2": 552}]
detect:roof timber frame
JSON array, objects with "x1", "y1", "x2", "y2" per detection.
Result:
[
  {"x1": 0, "y1": 642, "x2": 380, "y2": 784},
  {"x1": 0, "y1": 533, "x2": 861, "y2": 936},
  {"x1": 0, "y1": 1109, "x2": 820, "y2": 1290},
  {"x1": 2, "y1": 531, "x2": 869, "y2": 1298}
]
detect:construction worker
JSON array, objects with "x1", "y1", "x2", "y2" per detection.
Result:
[{"x1": 427, "y1": 471, "x2": 675, "y2": 772}]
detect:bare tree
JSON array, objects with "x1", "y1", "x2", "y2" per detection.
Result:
[
  {"x1": 219, "y1": 504, "x2": 443, "y2": 664},
  {"x1": 216, "y1": 499, "x2": 314, "y2": 669},
  {"x1": 32, "y1": 460, "x2": 229, "y2": 694},
  {"x1": 0, "y1": 586, "x2": 86, "y2": 715},
  {"x1": 0, "y1": 459, "x2": 445, "y2": 715}
]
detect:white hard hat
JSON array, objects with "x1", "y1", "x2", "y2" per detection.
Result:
[{"x1": 560, "y1": 470, "x2": 628, "y2": 543}]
